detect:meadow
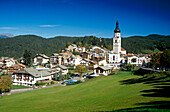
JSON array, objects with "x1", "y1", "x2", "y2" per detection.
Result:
[{"x1": 0, "y1": 71, "x2": 170, "y2": 112}]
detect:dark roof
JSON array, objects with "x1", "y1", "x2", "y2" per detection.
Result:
[
  {"x1": 96, "y1": 66, "x2": 112, "y2": 70},
  {"x1": 114, "y1": 21, "x2": 121, "y2": 33}
]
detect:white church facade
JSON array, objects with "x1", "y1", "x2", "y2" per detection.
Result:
[
  {"x1": 106, "y1": 21, "x2": 126, "y2": 69},
  {"x1": 105, "y1": 20, "x2": 149, "y2": 69}
]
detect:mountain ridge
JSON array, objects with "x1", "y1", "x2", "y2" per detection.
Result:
[{"x1": 0, "y1": 34, "x2": 169, "y2": 58}]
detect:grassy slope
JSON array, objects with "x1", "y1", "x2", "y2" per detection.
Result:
[
  {"x1": 11, "y1": 85, "x2": 30, "y2": 89},
  {"x1": 0, "y1": 71, "x2": 170, "y2": 112}
]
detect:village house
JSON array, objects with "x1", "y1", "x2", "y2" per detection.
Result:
[
  {"x1": 125, "y1": 54, "x2": 150, "y2": 67},
  {"x1": 58, "y1": 65, "x2": 68, "y2": 75},
  {"x1": 1, "y1": 57, "x2": 16, "y2": 68},
  {"x1": 93, "y1": 66, "x2": 112, "y2": 76},
  {"x1": 7, "y1": 64, "x2": 26, "y2": 75},
  {"x1": 67, "y1": 44, "x2": 78, "y2": 52},
  {"x1": 50, "y1": 53, "x2": 59, "y2": 64},
  {"x1": 88, "y1": 61, "x2": 98, "y2": 70},
  {"x1": 81, "y1": 52, "x2": 91, "y2": 59},
  {"x1": 80, "y1": 58, "x2": 90, "y2": 66},
  {"x1": 33, "y1": 54, "x2": 50, "y2": 65},
  {"x1": 35, "y1": 65, "x2": 49, "y2": 71},
  {"x1": 12, "y1": 68, "x2": 51, "y2": 86}
]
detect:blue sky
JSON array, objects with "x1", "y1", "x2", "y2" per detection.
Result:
[{"x1": 0, "y1": 0, "x2": 170, "y2": 38}]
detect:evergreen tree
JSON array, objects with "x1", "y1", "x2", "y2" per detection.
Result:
[
  {"x1": 23, "y1": 50, "x2": 32, "y2": 65},
  {"x1": 160, "y1": 49, "x2": 170, "y2": 69}
]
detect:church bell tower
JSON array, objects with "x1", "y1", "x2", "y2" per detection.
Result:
[{"x1": 113, "y1": 20, "x2": 121, "y2": 54}]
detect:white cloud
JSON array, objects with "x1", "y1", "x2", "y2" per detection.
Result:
[
  {"x1": 40, "y1": 25, "x2": 60, "y2": 27},
  {"x1": 0, "y1": 27, "x2": 17, "y2": 29}
]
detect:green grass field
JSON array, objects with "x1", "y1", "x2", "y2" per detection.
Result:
[
  {"x1": 11, "y1": 85, "x2": 31, "y2": 89},
  {"x1": 0, "y1": 71, "x2": 170, "y2": 112}
]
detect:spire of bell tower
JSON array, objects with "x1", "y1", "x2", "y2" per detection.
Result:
[
  {"x1": 113, "y1": 20, "x2": 121, "y2": 54},
  {"x1": 114, "y1": 20, "x2": 120, "y2": 33}
]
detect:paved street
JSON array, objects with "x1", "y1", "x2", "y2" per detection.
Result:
[{"x1": 1, "y1": 83, "x2": 61, "y2": 97}]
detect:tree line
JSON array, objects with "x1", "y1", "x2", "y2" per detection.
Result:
[
  {"x1": 150, "y1": 49, "x2": 170, "y2": 70},
  {"x1": 0, "y1": 34, "x2": 170, "y2": 58}
]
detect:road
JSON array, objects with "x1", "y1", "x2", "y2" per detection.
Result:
[{"x1": 1, "y1": 83, "x2": 62, "y2": 97}]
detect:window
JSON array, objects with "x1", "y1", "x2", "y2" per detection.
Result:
[
  {"x1": 131, "y1": 58, "x2": 137, "y2": 63},
  {"x1": 113, "y1": 56, "x2": 115, "y2": 61},
  {"x1": 115, "y1": 40, "x2": 117, "y2": 43}
]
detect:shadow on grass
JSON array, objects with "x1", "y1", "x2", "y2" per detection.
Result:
[
  {"x1": 105, "y1": 101, "x2": 170, "y2": 112},
  {"x1": 114, "y1": 71, "x2": 170, "y2": 112},
  {"x1": 141, "y1": 86, "x2": 170, "y2": 98}
]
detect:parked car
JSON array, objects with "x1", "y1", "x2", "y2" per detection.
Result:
[
  {"x1": 61, "y1": 79, "x2": 78, "y2": 85},
  {"x1": 71, "y1": 74, "x2": 80, "y2": 78},
  {"x1": 82, "y1": 73, "x2": 88, "y2": 78}
]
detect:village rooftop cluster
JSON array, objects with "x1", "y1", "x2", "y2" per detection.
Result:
[{"x1": 0, "y1": 21, "x2": 151, "y2": 87}]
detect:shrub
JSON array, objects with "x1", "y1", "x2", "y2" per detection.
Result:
[
  {"x1": 57, "y1": 75, "x2": 63, "y2": 81},
  {"x1": 51, "y1": 81, "x2": 55, "y2": 85},
  {"x1": 68, "y1": 67, "x2": 74, "y2": 70},
  {"x1": 126, "y1": 63, "x2": 133, "y2": 71},
  {"x1": 35, "y1": 82, "x2": 45, "y2": 86},
  {"x1": 109, "y1": 71, "x2": 117, "y2": 75}
]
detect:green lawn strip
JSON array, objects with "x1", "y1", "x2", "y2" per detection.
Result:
[
  {"x1": 0, "y1": 71, "x2": 169, "y2": 112},
  {"x1": 11, "y1": 85, "x2": 31, "y2": 89}
]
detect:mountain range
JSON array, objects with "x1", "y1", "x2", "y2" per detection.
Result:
[
  {"x1": 0, "y1": 33, "x2": 14, "y2": 38},
  {"x1": 0, "y1": 34, "x2": 169, "y2": 58}
]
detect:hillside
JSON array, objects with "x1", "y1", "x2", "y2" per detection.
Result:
[
  {"x1": 105, "y1": 34, "x2": 170, "y2": 54},
  {"x1": 0, "y1": 34, "x2": 170, "y2": 58},
  {"x1": 0, "y1": 35, "x2": 78, "y2": 58},
  {"x1": 0, "y1": 71, "x2": 169, "y2": 111}
]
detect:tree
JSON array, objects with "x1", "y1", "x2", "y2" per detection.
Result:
[
  {"x1": 66, "y1": 42, "x2": 71, "y2": 48},
  {"x1": 150, "y1": 53, "x2": 161, "y2": 69},
  {"x1": 23, "y1": 50, "x2": 32, "y2": 65},
  {"x1": 160, "y1": 49, "x2": 170, "y2": 69},
  {"x1": 0, "y1": 76, "x2": 12, "y2": 93},
  {"x1": 56, "y1": 70, "x2": 63, "y2": 81},
  {"x1": 72, "y1": 51, "x2": 80, "y2": 55},
  {"x1": 75, "y1": 65, "x2": 88, "y2": 77},
  {"x1": 126, "y1": 63, "x2": 133, "y2": 71},
  {"x1": 65, "y1": 70, "x2": 71, "y2": 79}
]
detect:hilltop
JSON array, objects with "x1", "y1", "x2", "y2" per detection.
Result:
[
  {"x1": 0, "y1": 34, "x2": 170, "y2": 58},
  {"x1": 0, "y1": 33, "x2": 14, "y2": 38}
]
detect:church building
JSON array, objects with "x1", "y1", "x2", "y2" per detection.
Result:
[{"x1": 106, "y1": 20, "x2": 126, "y2": 69}]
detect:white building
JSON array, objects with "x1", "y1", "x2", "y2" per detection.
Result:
[
  {"x1": 126, "y1": 54, "x2": 150, "y2": 66},
  {"x1": 112, "y1": 20, "x2": 126, "y2": 55},
  {"x1": 67, "y1": 44, "x2": 78, "y2": 52},
  {"x1": 93, "y1": 66, "x2": 112, "y2": 76},
  {"x1": 33, "y1": 54, "x2": 50, "y2": 65},
  {"x1": 54, "y1": 65, "x2": 68, "y2": 75},
  {"x1": 113, "y1": 21, "x2": 121, "y2": 54},
  {"x1": 4, "y1": 58, "x2": 16, "y2": 67},
  {"x1": 12, "y1": 68, "x2": 51, "y2": 87}
]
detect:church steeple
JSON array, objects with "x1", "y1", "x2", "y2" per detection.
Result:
[
  {"x1": 114, "y1": 20, "x2": 120, "y2": 33},
  {"x1": 113, "y1": 20, "x2": 121, "y2": 54}
]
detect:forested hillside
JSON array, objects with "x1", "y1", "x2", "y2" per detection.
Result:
[
  {"x1": 0, "y1": 35, "x2": 78, "y2": 58},
  {"x1": 0, "y1": 34, "x2": 169, "y2": 58},
  {"x1": 106, "y1": 34, "x2": 170, "y2": 54}
]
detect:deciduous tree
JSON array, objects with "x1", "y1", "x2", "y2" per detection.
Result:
[
  {"x1": 150, "y1": 53, "x2": 161, "y2": 69},
  {"x1": 66, "y1": 42, "x2": 71, "y2": 47},
  {"x1": 0, "y1": 76, "x2": 12, "y2": 93},
  {"x1": 75, "y1": 65, "x2": 88, "y2": 77}
]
